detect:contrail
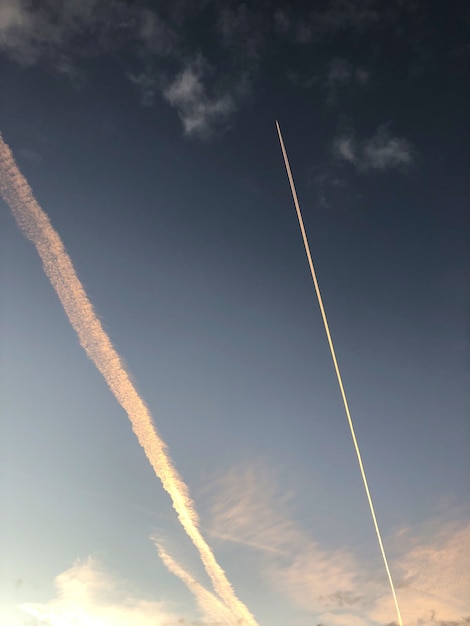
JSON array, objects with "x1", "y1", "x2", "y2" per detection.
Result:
[
  {"x1": 153, "y1": 539, "x2": 239, "y2": 625},
  {"x1": 0, "y1": 133, "x2": 257, "y2": 626},
  {"x1": 275, "y1": 121, "x2": 404, "y2": 626}
]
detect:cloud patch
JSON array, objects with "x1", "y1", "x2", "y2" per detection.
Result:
[
  {"x1": 207, "y1": 465, "x2": 364, "y2": 617},
  {"x1": 163, "y1": 56, "x2": 236, "y2": 139},
  {"x1": 333, "y1": 125, "x2": 414, "y2": 172},
  {"x1": 206, "y1": 463, "x2": 470, "y2": 626}
]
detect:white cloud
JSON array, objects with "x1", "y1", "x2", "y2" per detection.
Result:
[
  {"x1": 163, "y1": 57, "x2": 235, "y2": 139},
  {"x1": 333, "y1": 125, "x2": 414, "y2": 172},
  {"x1": 18, "y1": 557, "x2": 184, "y2": 626}
]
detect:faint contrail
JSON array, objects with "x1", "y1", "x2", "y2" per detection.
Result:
[
  {"x1": 153, "y1": 539, "x2": 239, "y2": 625},
  {"x1": 275, "y1": 121, "x2": 404, "y2": 626},
  {"x1": 0, "y1": 133, "x2": 257, "y2": 626}
]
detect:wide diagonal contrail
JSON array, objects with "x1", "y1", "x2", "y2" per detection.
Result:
[
  {"x1": 276, "y1": 121, "x2": 404, "y2": 626},
  {"x1": 0, "y1": 133, "x2": 257, "y2": 626}
]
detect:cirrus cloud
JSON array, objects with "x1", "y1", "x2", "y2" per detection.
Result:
[{"x1": 206, "y1": 463, "x2": 470, "y2": 626}]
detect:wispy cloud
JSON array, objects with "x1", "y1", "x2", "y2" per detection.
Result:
[
  {"x1": 207, "y1": 465, "x2": 364, "y2": 616},
  {"x1": 333, "y1": 125, "x2": 414, "y2": 172},
  {"x1": 163, "y1": 56, "x2": 236, "y2": 139},
  {"x1": 0, "y1": 0, "x2": 107, "y2": 66},
  {"x1": 326, "y1": 58, "x2": 369, "y2": 103},
  {"x1": 19, "y1": 557, "x2": 181, "y2": 626},
  {"x1": 207, "y1": 463, "x2": 470, "y2": 626},
  {"x1": 127, "y1": 69, "x2": 160, "y2": 107},
  {"x1": 273, "y1": 0, "x2": 382, "y2": 44},
  {"x1": 372, "y1": 521, "x2": 470, "y2": 625}
]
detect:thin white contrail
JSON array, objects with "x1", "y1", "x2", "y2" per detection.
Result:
[
  {"x1": 0, "y1": 133, "x2": 257, "y2": 626},
  {"x1": 153, "y1": 539, "x2": 240, "y2": 625},
  {"x1": 275, "y1": 120, "x2": 404, "y2": 626}
]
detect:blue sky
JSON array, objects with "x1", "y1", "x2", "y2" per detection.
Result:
[{"x1": 0, "y1": 2, "x2": 469, "y2": 625}]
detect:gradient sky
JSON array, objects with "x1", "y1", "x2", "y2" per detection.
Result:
[{"x1": 0, "y1": 2, "x2": 469, "y2": 626}]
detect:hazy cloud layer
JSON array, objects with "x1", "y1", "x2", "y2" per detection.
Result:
[
  {"x1": 333, "y1": 125, "x2": 414, "y2": 172},
  {"x1": 207, "y1": 464, "x2": 470, "y2": 626}
]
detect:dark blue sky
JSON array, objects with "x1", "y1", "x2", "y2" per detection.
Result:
[{"x1": 1, "y1": 2, "x2": 469, "y2": 625}]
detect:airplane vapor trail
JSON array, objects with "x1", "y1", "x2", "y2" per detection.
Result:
[
  {"x1": 275, "y1": 121, "x2": 404, "y2": 626},
  {"x1": 153, "y1": 540, "x2": 239, "y2": 625},
  {"x1": 0, "y1": 133, "x2": 257, "y2": 626}
]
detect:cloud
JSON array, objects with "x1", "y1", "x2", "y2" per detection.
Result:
[
  {"x1": 163, "y1": 56, "x2": 236, "y2": 139},
  {"x1": 0, "y1": 0, "x2": 105, "y2": 66},
  {"x1": 372, "y1": 522, "x2": 470, "y2": 626},
  {"x1": 325, "y1": 57, "x2": 367, "y2": 105},
  {"x1": 136, "y1": 8, "x2": 178, "y2": 56},
  {"x1": 326, "y1": 58, "x2": 369, "y2": 93},
  {"x1": 333, "y1": 125, "x2": 414, "y2": 172},
  {"x1": 0, "y1": 0, "x2": 178, "y2": 72},
  {"x1": 0, "y1": 2, "x2": 243, "y2": 138},
  {"x1": 207, "y1": 465, "x2": 364, "y2": 616},
  {"x1": 18, "y1": 557, "x2": 184, "y2": 626},
  {"x1": 128, "y1": 69, "x2": 159, "y2": 106},
  {"x1": 206, "y1": 464, "x2": 470, "y2": 626}
]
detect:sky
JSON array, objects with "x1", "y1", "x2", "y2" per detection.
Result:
[{"x1": 0, "y1": 1, "x2": 469, "y2": 625}]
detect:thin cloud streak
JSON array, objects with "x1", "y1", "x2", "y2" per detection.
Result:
[
  {"x1": 0, "y1": 132, "x2": 257, "y2": 626},
  {"x1": 209, "y1": 529, "x2": 288, "y2": 556},
  {"x1": 153, "y1": 540, "x2": 238, "y2": 625}
]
